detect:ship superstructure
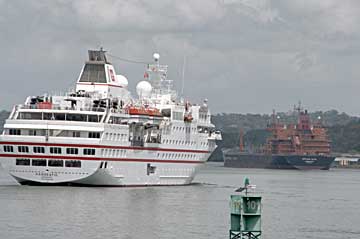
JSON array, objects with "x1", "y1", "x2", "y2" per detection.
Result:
[
  {"x1": 0, "y1": 49, "x2": 221, "y2": 186},
  {"x1": 223, "y1": 107, "x2": 335, "y2": 170},
  {"x1": 265, "y1": 108, "x2": 331, "y2": 156}
]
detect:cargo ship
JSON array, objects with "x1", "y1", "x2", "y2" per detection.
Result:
[{"x1": 223, "y1": 107, "x2": 335, "y2": 170}]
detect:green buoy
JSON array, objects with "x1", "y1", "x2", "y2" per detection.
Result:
[{"x1": 229, "y1": 178, "x2": 262, "y2": 239}]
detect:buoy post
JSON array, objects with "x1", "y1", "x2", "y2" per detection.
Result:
[{"x1": 229, "y1": 178, "x2": 262, "y2": 239}]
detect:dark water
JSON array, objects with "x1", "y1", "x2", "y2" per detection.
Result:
[{"x1": 0, "y1": 163, "x2": 359, "y2": 239}]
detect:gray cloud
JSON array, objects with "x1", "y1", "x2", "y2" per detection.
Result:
[{"x1": 0, "y1": 0, "x2": 360, "y2": 115}]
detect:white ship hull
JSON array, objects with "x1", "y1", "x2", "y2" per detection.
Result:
[
  {"x1": 1, "y1": 159, "x2": 202, "y2": 186},
  {"x1": 0, "y1": 143, "x2": 209, "y2": 186},
  {"x1": 0, "y1": 141, "x2": 210, "y2": 186}
]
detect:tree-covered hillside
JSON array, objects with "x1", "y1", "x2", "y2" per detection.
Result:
[
  {"x1": 327, "y1": 120, "x2": 360, "y2": 154},
  {"x1": 0, "y1": 111, "x2": 9, "y2": 131}
]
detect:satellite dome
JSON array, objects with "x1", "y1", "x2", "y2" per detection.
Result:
[
  {"x1": 153, "y1": 53, "x2": 160, "y2": 61},
  {"x1": 136, "y1": 81, "x2": 152, "y2": 98},
  {"x1": 117, "y1": 75, "x2": 128, "y2": 88}
]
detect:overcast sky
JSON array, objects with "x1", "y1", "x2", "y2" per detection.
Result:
[{"x1": 0, "y1": 0, "x2": 360, "y2": 115}]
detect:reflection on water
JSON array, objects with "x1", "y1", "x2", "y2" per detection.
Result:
[{"x1": 0, "y1": 163, "x2": 359, "y2": 239}]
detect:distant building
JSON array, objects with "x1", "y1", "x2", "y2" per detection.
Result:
[{"x1": 333, "y1": 157, "x2": 360, "y2": 167}]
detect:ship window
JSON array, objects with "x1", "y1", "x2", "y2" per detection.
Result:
[
  {"x1": 48, "y1": 160, "x2": 63, "y2": 167},
  {"x1": 88, "y1": 115, "x2": 101, "y2": 122},
  {"x1": 33, "y1": 147, "x2": 45, "y2": 154},
  {"x1": 3, "y1": 145, "x2": 14, "y2": 152},
  {"x1": 67, "y1": 114, "x2": 87, "y2": 122},
  {"x1": 32, "y1": 159, "x2": 47, "y2": 166},
  {"x1": 83, "y1": 148, "x2": 96, "y2": 155},
  {"x1": 50, "y1": 147, "x2": 62, "y2": 154},
  {"x1": 72, "y1": 131, "x2": 81, "y2": 137},
  {"x1": 65, "y1": 160, "x2": 81, "y2": 168},
  {"x1": 79, "y1": 64, "x2": 106, "y2": 83},
  {"x1": 18, "y1": 146, "x2": 29, "y2": 153},
  {"x1": 16, "y1": 158, "x2": 30, "y2": 166},
  {"x1": 43, "y1": 113, "x2": 66, "y2": 121},
  {"x1": 110, "y1": 116, "x2": 122, "y2": 124},
  {"x1": 32, "y1": 129, "x2": 46, "y2": 136},
  {"x1": 43, "y1": 113, "x2": 52, "y2": 120},
  {"x1": 9, "y1": 129, "x2": 21, "y2": 135},
  {"x1": 66, "y1": 148, "x2": 78, "y2": 155},
  {"x1": 18, "y1": 112, "x2": 42, "y2": 120},
  {"x1": 161, "y1": 108, "x2": 171, "y2": 117},
  {"x1": 172, "y1": 112, "x2": 183, "y2": 121},
  {"x1": 89, "y1": 132, "x2": 101, "y2": 138},
  {"x1": 55, "y1": 113, "x2": 66, "y2": 121}
]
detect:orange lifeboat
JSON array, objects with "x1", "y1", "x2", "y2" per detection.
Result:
[
  {"x1": 127, "y1": 106, "x2": 162, "y2": 117},
  {"x1": 37, "y1": 102, "x2": 52, "y2": 109}
]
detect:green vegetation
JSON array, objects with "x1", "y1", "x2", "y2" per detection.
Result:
[
  {"x1": 0, "y1": 110, "x2": 9, "y2": 131},
  {"x1": 327, "y1": 120, "x2": 360, "y2": 154}
]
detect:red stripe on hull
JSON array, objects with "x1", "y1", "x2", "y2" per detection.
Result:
[
  {"x1": 0, "y1": 141, "x2": 210, "y2": 154},
  {"x1": 0, "y1": 153, "x2": 205, "y2": 164}
]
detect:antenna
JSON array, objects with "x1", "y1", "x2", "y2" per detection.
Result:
[
  {"x1": 271, "y1": 109, "x2": 276, "y2": 125},
  {"x1": 295, "y1": 100, "x2": 302, "y2": 113},
  {"x1": 180, "y1": 43, "x2": 187, "y2": 98},
  {"x1": 181, "y1": 54, "x2": 186, "y2": 97}
]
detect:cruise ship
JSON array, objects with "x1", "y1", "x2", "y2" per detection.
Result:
[{"x1": 0, "y1": 49, "x2": 221, "y2": 186}]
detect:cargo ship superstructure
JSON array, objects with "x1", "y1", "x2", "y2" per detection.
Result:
[
  {"x1": 223, "y1": 107, "x2": 335, "y2": 170},
  {"x1": 0, "y1": 49, "x2": 221, "y2": 185}
]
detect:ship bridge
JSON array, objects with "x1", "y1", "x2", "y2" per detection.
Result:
[{"x1": 76, "y1": 49, "x2": 129, "y2": 99}]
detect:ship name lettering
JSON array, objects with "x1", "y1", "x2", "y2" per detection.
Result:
[{"x1": 301, "y1": 157, "x2": 317, "y2": 162}]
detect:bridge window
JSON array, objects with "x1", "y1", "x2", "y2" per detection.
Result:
[
  {"x1": 32, "y1": 159, "x2": 46, "y2": 166},
  {"x1": 79, "y1": 64, "x2": 106, "y2": 83},
  {"x1": 33, "y1": 147, "x2": 45, "y2": 154},
  {"x1": 18, "y1": 146, "x2": 29, "y2": 153},
  {"x1": 16, "y1": 158, "x2": 30, "y2": 166},
  {"x1": 3, "y1": 145, "x2": 13, "y2": 152},
  {"x1": 48, "y1": 160, "x2": 63, "y2": 167}
]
